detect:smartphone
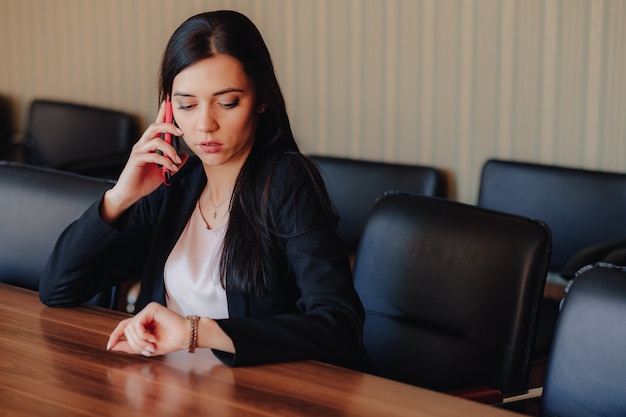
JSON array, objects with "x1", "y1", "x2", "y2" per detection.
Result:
[{"x1": 158, "y1": 96, "x2": 178, "y2": 186}]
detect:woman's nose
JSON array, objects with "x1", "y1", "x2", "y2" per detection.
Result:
[{"x1": 197, "y1": 106, "x2": 218, "y2": 133}]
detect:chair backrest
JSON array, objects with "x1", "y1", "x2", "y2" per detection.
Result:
[
  {"x1": 353, "y1": 192, "x2": 551, "y2": 396},
  {"x1": 478, "y1": 159, "x2": 626, "y2": 275},
  {"x1": 310, "y1": 155, "x2": 447, "y2": 254},
  {"x1": 0, "y1": 161, "x2": 116, "y2": 306},
  {"x1": 25, "y1": 99, "x2": 137, "y2": 179},
  {"x1": 541, "y1": 264, "x2": 626, "y2": 417}
]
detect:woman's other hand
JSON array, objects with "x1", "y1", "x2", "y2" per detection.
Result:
[
  {"x1": 106, "y1": 302, "x2": 235, "y2": 357},
  {"x1": 107, "y1": 302, "x2": 188, "y2": 357}
]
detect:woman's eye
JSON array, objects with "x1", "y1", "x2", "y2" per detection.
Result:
[
  {"x1": 177, "y1": 104, "x2": 194, "y2": 111},
  {"x1": 221, "y1": 99, "x2": 239, "y2": 109}
]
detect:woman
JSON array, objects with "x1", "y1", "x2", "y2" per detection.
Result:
[{"x1": 40, "y1": 10, "x2": 368, "y2": 370}]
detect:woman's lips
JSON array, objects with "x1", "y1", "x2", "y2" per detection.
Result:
[{"x1": 199, "y1": 142, "x2": 222, "y2": 154}]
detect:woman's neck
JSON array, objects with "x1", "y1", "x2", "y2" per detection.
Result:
[
  {"x1": 202, "y1": 162, "x2": 241, "y2": 198},
  {"x1": 198, "y1": 164, "x2": 239, "y2": 229}
]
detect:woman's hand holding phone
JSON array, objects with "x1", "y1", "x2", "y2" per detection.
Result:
[
  {"x1": 157, "y1": 97, "x2": 176, "y2": 185},
  {"x1": 100, "y1": 100, "x2": 186, "y2": 225}
]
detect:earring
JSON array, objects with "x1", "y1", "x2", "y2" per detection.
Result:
[{"x1": 258, "y1": 104, "x2": 267, "y2": 113}]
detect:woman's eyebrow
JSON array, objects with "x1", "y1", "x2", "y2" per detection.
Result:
[
  {"x1": 172, "y1": 91, "x2": 194, "y2": 97},
  {"x1": 212, "y1": 88, "x2": 244, "y2": 96},
  {"x1": 172, "y1": 88, "x2": 244, "y2": 98}
]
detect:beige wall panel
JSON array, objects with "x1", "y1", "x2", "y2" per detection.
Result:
[{"x1": 1, "y1": 0, "x2": 624, "y2": 203}]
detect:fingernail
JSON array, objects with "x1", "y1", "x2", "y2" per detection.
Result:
[
  {"x1": 175, "y1": 155, "x2": 182, "y2": 164},
  {"x1": 141, "y1": 350, "x2": 152, "y2": 357},
  {"x1": 106, "y1": 341, "x2": 111, "y2": 350},
  {"x1": 144, "y1": 345, "x2": 155, "y2": 353},
  {"x1": 176, "y1": 128, "x2": 183, "y2": 135}
]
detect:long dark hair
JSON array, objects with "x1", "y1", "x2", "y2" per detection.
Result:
[{"x1": 159, "y1": 11, "x2": 333, "y2": 302}]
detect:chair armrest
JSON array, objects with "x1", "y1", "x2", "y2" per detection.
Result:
[
  {"x1": 600, "y1": 247, "x2": 626, "y2": 266},
  {"x1": 448, "y1": 386, "x2": 544, "y2": 406},
  {"x1": 501, "y1": 387, "x2": 543, "y2": 404},
  {"x1": 561, "y1": 240, "x2": 626, "y2": 279}
]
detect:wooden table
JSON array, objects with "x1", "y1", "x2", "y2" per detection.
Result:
[{"x1": 0, "y1": 283, "x2": 523, "y2": 416}]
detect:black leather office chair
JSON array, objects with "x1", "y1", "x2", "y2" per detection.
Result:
[
  {"x1": 21, "y1": 99, "x2": 138, "y2": 179},
  {"x1": 309, "y1": 155, "x2": 447, "y2": 256},
  {"x1": 353, "y1": 192, "x2": 551, "y2": 401},
  {"x1": 478, "y1": 159, "x2": 626, "y2": 364},
  {"x1": 541, "y1": 264, "x2": 626, "y2": 417},
  {"x1": 0, "y1": 161, "x2": 118, "y2": 308},
  {"x1": 478, "y1": 159, "x2": 626, "y2": 277}
]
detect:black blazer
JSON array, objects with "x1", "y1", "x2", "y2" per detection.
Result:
[{"x1": 40, "y1": 155, "x2": 368, "y2": 370}]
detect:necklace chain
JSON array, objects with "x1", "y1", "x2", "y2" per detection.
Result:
[
  {"x1": 208, "y1": 187, "x2": 230, "y2": 219},
  {"x1": 198, "y1": 185, "x2": 231, "y2": 229},
  {"x1": 205, "y1": 185, "x2": 231, "y2": 221},
  {"x1": 197, "y1": 198, "x2": 212, "y2": 229}
]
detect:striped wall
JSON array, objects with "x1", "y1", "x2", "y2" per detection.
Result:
[{"x1": 1, "y1": 0, "x2": 624, "y2": 203}]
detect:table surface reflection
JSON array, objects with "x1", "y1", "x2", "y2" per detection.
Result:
[{"x1": 0, "y1": 283, "x2": 523, "y2": 416}]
